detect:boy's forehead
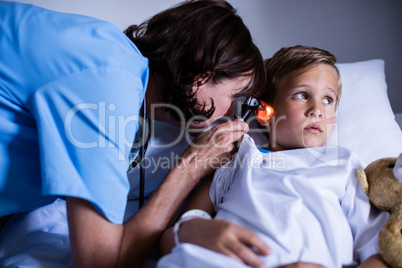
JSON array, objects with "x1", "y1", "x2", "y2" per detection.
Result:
[{"x1": 278, "y1": 65, "x2": 340, "y2": 95}]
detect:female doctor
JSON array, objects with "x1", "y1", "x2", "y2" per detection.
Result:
[{"x1": 0, "y1": 0, "x2": 268, "y2": 267}]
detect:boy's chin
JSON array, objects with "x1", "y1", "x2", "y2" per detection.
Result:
[
  {"x1": 302, "y1": 140, "x2": 327, "y2": 149},
  {"x1": 302, "y1": 132, "x2": 331, "y2": 148}
]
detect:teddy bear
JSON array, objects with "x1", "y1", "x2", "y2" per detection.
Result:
[{"x1": 356, "y1": 153, "x2": 402, "y2": 268}]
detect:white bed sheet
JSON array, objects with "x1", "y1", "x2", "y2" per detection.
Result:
[{"x1": 158, "y1": 135, "x2": 387, "y2": 267}]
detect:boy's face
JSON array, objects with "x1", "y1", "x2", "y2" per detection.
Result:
[{"x1": 269, "y1": 64, "x2": 339, "y2": 151}]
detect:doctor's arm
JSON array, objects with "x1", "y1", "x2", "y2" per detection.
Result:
[{"x1": 66, "y1": 121, "x2": 250, "y2": 268}]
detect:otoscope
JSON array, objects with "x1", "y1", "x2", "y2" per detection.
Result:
[
  {"x1": 239, "y1": 97, "x2": 262, "y2": 121},
  {"x1": 235, "y1": 96, "x2": 274, "y2": 150},
  {"x1": 238, "y1": 96, "x2": 274, "y2": 122}
]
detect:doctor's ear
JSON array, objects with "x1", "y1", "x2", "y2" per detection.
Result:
[{"x1": 193, "y1": 72, "x2": 211, "y2": 91}]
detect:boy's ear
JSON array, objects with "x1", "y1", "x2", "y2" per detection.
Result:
[
  {"x1": 257, "y1": 117, "x2": 271, "y2": 126},
  {"x1": 256, "y1": 101, "x2": 274, "y2": 126}
]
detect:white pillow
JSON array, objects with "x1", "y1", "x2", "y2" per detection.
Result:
[{"x1": 325, "y1": 59, "x2": 402, "y2": 165}]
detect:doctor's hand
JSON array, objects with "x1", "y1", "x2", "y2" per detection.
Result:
[
  {"x1": 178, "y1": 218, "x2": 270, "y2": 268},
  {"x1": 179, "y1": 120, "x2": 248, "y2": 181}
]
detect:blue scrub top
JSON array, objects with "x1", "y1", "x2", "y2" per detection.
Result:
[{"x1": 0, "y1": 1, "x2": 149, "y2": 224}]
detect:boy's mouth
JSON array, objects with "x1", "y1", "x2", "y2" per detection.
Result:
[{"x1": 304, "y1": 123, "x2": 322, "y2": 133}]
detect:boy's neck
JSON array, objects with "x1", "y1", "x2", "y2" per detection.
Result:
[{"x1": 268, "y1": 143, "x2": 285, "y2": 152}]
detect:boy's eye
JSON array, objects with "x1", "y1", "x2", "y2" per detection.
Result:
[
  {"x1": 294, "y1": 93, "x2": 307, "y2": 100},
  {"x1": 323, "y1": 97, "x2": 333, "y2": 105}
]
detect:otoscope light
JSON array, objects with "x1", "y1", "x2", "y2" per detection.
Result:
[{"x1": 256, "y1": 100, "x2": 274, "y2": 124}]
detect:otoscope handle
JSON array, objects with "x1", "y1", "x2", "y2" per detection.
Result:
[{"x1": 239, "y1": 97, "x2": 261, "y2": 121}]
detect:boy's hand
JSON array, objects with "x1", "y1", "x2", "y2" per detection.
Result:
[{"x1": 179, "y1": 218, "x2": 270, "y2": 268}]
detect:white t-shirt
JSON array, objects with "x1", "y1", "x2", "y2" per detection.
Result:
[{"x1": 209, "y1": 134, "x2": 387, "y2": 267}]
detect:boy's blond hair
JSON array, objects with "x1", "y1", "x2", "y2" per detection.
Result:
[{"x1": 263, "y1": 45, "x2": 342, "y2": 108}]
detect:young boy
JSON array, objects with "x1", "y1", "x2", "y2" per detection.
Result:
[{"x1": 157, "y1": 46, "x2": 388, "y2": 268}]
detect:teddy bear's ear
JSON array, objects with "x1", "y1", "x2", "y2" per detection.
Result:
[
  {"x1": 394, "y1": 153, "x2": 402, "y2": 182},
  {"x1": 356, "y1": 167, "x2": 369, "y2": 195}
]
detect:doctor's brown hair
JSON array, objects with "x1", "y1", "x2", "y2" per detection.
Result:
[
  {"x1": 124, "y1": 0, "x2": 265, "y2": 122},
  {"x1": 264, "y1": 45, "x2": 342, "y2": 108}
]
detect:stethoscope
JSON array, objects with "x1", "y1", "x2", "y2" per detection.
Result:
[
  {"x1": 128, "y1": 96, "x2": 263, "y2": 209},
  {"x1": 127, "y1": 96, "x2": 150, "y2": 209}
]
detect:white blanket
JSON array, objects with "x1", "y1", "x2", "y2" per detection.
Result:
[{"x1": 158, "y1": 135, "x2": 388, "y2": 268}]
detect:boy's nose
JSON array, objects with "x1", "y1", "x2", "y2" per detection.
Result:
[
  {"x1": 307, "y1": 99, "x2": 323, "y2": 118},
  {"x1": 307, "y1": 104, "x2": 322, "y2": 118},
  {"x1": 308, "y1": 109, "x2": 322, "y2": 118}
]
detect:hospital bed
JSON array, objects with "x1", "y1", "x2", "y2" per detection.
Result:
[{"x1": 0, "y1": 59, "x2": 401, "y2": 267}]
